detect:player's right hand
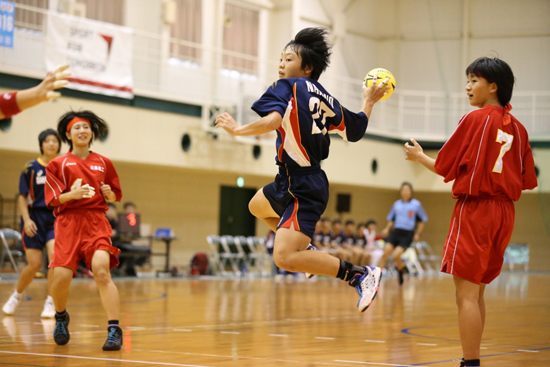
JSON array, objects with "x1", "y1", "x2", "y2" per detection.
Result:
[
  {"x1": 37, "y1": 64, "x2": 70, "y2": 102},
  {"x1": 73, "y1": 184, "x2": 96, "y2": 200},
  {"x1": 23, "y1": 219, "x2": 38, "y2": 237},
  {"x1": 215, "y1": 113, "x2": 240, "y2": 136}
]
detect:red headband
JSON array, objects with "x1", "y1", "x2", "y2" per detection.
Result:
[{"x1": 67, "y1": 117, "x2": 91, "y2": 132}]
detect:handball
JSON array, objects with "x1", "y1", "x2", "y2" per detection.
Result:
[{"x1": 364, "y1": 68, "x2": 396, "y2": 100}]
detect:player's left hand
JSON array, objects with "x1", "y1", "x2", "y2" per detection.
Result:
[
  {"x1": 413, "y1": 233, "x2": 420, "y2": 242},
  {"x1": 404, "y1": 138, "x2": 424, "y2": 162},
  {"x1": 363, "y1": 72, "x2": 390, "y2": 103},
  {"x1": 215, "y1": 113, "x2": 240, "y2": 136},
  {"x1": 100, "y1": 182, "x2": 113, "y2": 197}
]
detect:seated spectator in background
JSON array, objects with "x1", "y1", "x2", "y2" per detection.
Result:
[
  {"x1": 106, "y1": 203, "x2": 118, "y2": 233},
  {"x1": 112, "y1": 202, "x2": 150, "y2": 277},
  {"x1": 341, "y1": 220, "x2": 364, "y2": 265},
  {"x1": 330, "y1": 219, "x2": 352, "y2": 261},
  {"x1": 123, "y1": 202, "x2": 137, "y2": 214},
  {"x1": 313, "y1": 217, "x2": 332, "y2": 251},
  {"x1": 364, "y1": 219, "x2": 384, "y2": 267}
]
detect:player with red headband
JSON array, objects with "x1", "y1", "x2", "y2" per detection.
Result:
[
  {"x1": 0, "y1": 64, "x2": 70, "y2": 120},
  {"x1": 45, "y1": 110, "x2": 124, "y2": 351}
]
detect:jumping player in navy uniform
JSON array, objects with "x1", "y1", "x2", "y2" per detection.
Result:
[
  {"x1": 216, "y1": 27, "x2": 389, "y2": 312},
  {"x1": 2, "y1": 129, "x2": 61, "y2": 318}
]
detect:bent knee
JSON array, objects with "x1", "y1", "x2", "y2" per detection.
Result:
[
  {"x1": 93, "y1": 269, "x2": 112, "y2": 285},
  {"x1": 273, "y1": 251, "x2": 299, "y2": 273}
]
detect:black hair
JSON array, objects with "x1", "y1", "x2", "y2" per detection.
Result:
[
  {"x1": 466, "y1": 57, "x2": 515, "y2": 106},
  {"x1": 285, "y1": 27, "x2": 332, "y2": 81},
  {"x1": 321, "y1": 217, "x2": 331, "y2": 222},
  {"x1": 365, "y1": 219, "x2": 377, "y2": 227},
  {"x1": 57, "y1": 110, "x2": 108, "y2": 150},
  {"x1": 123, "y1": 202, "x2": 136, "y2": 210},
  {"x1": 401, "y1": 181, "x2": 413, "y2": 192},
  {"x1": 332, "y1": 218, "x2": 342, "y2": 225},
  {"x1": 345, "y1": 219, "x2": 355, "y2": 226},
  {"x1": 38, "y1": 129, "x2": 61, "y2": 154},
  {"x1": 107, "y1": 202, "x2": 117, "y2": 209}
]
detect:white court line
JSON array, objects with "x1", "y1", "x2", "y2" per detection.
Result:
[
  {"x1": 79, "y1": 324, "x2": 100, "y2": 327},
  {"x1": 127, "y1": 327, "x2": 147, "y2": 331},
  {"x1": 517, "y1": 350, "x2": 539, "y2": 353},
  {"x1": 480, "y1": 347, "x2": 487, "y2": 349},
  {"x1": 416, "y1": 343, "x2": 437, "y2": 346},
  {"x1": 0, "y1": 351, "x2": 213, "y2": 366},
  {"x1": 173, "y1": 329, "x2": 193, "y2": 332},
  {"x1": 316, "y1": 337, "x2": 335, "y2": 340},
  {"x1": 335, "y1": 360, "x2": 428, "y2": 367},
  {"x1": 364, "y1": 340, "x2": 385, "y2": 343},
  {"x1": 220, "y1": 331, "x2": 240, "y2": 335},
  {"x1": 269, "y1": 334, "x2": 288, "y2": 337}
]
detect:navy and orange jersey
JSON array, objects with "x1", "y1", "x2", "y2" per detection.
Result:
[
  {"x1": 45, "y1": 151, "x2": 122, "y2": 216},
  {"x1": 19, "y1": 158, "x2": 50, "y2": 209},
  {"x1": 435, "y1": 104, "x2": 538, "y2": 201},
  {"x1": 251, "y1": 77, "x2": 369, "y2": 168}
]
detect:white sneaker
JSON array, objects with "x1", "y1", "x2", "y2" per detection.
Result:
[
  {"x1": 2, "y1": 293, "x2": 22, "y2": 316},
  {"x1": 355, "y1": 266, "x2": 382, "y2": 313},
  {"x1": 41, "y1": 296, "x2": 55, "y2": 318}
]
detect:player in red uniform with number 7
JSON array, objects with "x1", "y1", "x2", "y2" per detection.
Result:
[
  {"x1": 404, "y1": 57, "x2": 538, "y2": 367},
  {"x1": 45, "y1": 111, "x2": 124, "y2": 351}
]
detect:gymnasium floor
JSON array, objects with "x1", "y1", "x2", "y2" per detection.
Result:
[{"x1": 0, "y1": 272, "x2": 549, "y2": 367}]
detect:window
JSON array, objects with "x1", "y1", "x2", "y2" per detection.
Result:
[
  {"x1": 14, "y1": 0, "x2": 48, "y2": 31},
  {"x1": 170, "y1": 0, "x2": 202, "y2": 63},
  {"x1": 222, "y1": 3, "x2": 259, "y2": 75},
  {"x1": 76, "y1": 0, "x2": 125, "y2": 25}
]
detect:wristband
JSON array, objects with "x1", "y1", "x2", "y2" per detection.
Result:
[{"x1": 0, "y1": 91, "x2": 21, "y2": 118}]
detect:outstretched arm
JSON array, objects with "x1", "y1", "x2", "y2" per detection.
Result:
[
  {"x1": 215, "y1": 110, "x2": 282, "y2": 136},
  {"x1": 404, "y1": 138, "x2": 436, "y2": 173},
  {"x1": 0, "y1": 64, "x2": 70, "y2": 119}
]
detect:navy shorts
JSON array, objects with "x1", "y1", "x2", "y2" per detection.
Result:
[
  {"x1": 262, "y1": 165, "x2": 329, "y2": 240},
  {"x1": 385, "y1": 228, "x2": 415, "y2": 250},
  {"x1": 21, "y1": 208, "x2": 55, "y2": 250}
]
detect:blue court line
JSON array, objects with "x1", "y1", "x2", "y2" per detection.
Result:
[{"x1": 408, "y1": 347, "x2": 550, "y2": 366}]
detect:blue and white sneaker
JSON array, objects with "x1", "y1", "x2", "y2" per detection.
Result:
[
  {"x1": 304, "y1": 244, "x2": 319, "y2": 279},
  {"x1": 53, "y1": 312, "x2": 70, "y2": 345},
  {"x1": 352, "y1": 266, "x2": 382, "y2": 312}
]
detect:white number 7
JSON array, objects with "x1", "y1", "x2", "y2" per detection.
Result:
[{"x1": 492, "y1": 129, "x2": 513, "y2": 174}]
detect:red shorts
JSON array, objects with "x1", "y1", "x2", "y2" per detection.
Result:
[
  {"x1": 50, "y1": 209, "x2": 120, "y2": 274},
  {"x1": 440, "y1": 195, "x2": 515, "y2": 284}
]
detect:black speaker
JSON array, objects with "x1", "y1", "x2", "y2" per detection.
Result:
[{"x1": 336, "y1": 194, "x2": 351, "y2": 213}]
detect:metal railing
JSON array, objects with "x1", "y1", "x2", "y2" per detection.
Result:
[{"x1": 1, "y1": 4, "x2": 549, "y2": 142}]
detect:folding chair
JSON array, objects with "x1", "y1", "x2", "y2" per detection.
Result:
[
  {"x1": 414, "y1": 241, "x2": 440, "y2": 274},
  {"x1": 234, "y1": 236, "x2": 253, "y2": 273},
  {"x1": 246, "y1": 236, "x2": 272, "y2": 277},
  {"x1": 220, "y1": 235, "x2": 246, "y2": 276},
  {"x1": 504, "y1": 243, "x2": 529, "y2": 271},
  {"x1": 0, "y1": 228, "x2": 23, "y2": 273},
  {"x1": 206, "y1": 235, "x2": 225, "y2": 275}
]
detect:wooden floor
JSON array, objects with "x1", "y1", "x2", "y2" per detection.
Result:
[{"x1": 0, "y1": 272, "x2": 549, "y2": 367}]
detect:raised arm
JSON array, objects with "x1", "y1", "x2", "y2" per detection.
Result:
[
  {"x1": 0, "y1": 64, "x2": 70, "y2": 119},
  {"x1": 215, "y1": 110, "x2": 282, "y2": 136}
]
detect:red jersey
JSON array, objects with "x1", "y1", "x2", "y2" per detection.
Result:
[
  {"x1": 45, "y1": 151, "x2": 122, "y2": 216},
  {"x1": 435, "y1": 105, "x2": 538, "y2": 201}
]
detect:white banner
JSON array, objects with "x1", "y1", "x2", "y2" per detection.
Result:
[{"x1": 45, "y1": 13, "x2": 133, "y2": 99}]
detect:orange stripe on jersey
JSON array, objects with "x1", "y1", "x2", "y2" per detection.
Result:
[
  {"x1": 29, "y1": 170, "x2": 35, "y2": 205},
  {"x1": 280, "y1": 177, "x2": 300, "y2": 231},
  {"x1": 328, "y1": 105, "x2": 346, "y2": 133},
  {"x1": 289, "y1": 84, "x2": 310, "y2": 162}
]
